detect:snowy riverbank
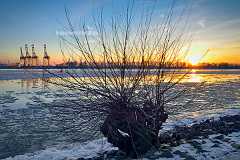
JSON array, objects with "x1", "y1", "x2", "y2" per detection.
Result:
[{"x1": 4, "y1": 109, "x2": 240, "y2": 160}]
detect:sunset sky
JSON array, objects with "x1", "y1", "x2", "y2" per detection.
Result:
[{"x1": 0, "y1": 0, "x2": 240, "y2": 65}]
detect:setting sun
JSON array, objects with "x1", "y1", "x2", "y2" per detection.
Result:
[{"x1": 187, "y1": 54, "x2": 203, "y2": 65}]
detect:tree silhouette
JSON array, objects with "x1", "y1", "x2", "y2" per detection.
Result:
[{"x1": 48, "y1": 0, "x2": 192, "y2": 157}]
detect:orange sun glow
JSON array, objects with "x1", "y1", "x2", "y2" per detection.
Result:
[{"x1": 187, "y1": 54, "x2": 203, "y2": 65}]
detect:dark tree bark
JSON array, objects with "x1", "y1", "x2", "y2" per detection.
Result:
[{"x1": 100, "y1": 101, "x2": 168, "y2": 157}]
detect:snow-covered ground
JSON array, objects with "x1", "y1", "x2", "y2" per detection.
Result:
[
  {"x1": 3, "y1": 138, "x2": 117, "y2": 160},
  {"x1": 4, "y1": 109, "x2": 240, "y2": 160},
  {"x1": 3, "y1": 131, "x2": 240, "y2": 160},
  {"x1": 145, "y1": 131, "x2": 240, "y2": 160},
  {"x1": 161, "y1": 108, "x2": 240, "y2": 131},
  {"x1": 4, "y1": 131, "x2": 240, "y2": 160}
]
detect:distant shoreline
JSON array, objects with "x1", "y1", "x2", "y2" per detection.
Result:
[{"x1": 0, "y1": 66, "x2": 240, "y2": 70}]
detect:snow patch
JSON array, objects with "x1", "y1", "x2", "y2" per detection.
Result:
[
  {"x1": 4, "y1": 138, "x2": 118, "y2": 160},
  {"x1": 118, "y1": 129, "x2": 130, "y2": 137},
  {"x1": 161, "y1": 108, "x2": 240, "y2": 132}
]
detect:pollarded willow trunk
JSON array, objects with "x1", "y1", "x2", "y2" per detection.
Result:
[{"x1": 100, "y1": 100, "x2": 168, "y2": 157}]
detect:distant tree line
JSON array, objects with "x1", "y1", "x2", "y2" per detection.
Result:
[
  {"x1": 189, "y1": 62, "x2": 240, "y2": 69},
  {"x1": 1, "y1": 62, "x2": 240, "y2": 69},
  {"x1": 0, "y1": 62, "x2": 240, "y2": 69},
  {"x1": 56, "y1": 61, "x2": 240, "y2": 69}
]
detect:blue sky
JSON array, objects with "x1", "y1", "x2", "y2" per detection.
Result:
[{"x1": 0, "y1": 0, "x2": 240, "y2": 64}]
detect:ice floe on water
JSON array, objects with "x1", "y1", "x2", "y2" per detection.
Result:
[
  {"x1": 0, "y1": 69, "x2": 240, "y2": 81},
  {"x1": 0, "y1": 93, "x2": 18, "y2": 105},
  {"x1": 1, "y1": 69, "x2": 240, "y2": 159}
]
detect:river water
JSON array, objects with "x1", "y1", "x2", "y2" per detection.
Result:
[{"x1": 0, "y1": 69, "x2": 240, "y2": 159}]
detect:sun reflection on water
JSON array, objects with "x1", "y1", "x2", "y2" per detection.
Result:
[{"x1": 187, "y1": 69, "x2": 203, "y2": 83}]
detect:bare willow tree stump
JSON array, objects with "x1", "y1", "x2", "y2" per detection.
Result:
[
  {"x1": 52, "y1": 1, "x2": 191, "y2": 158},
  {"x1": 100, "y1": 101, "x2": 168, "y2": 157}
]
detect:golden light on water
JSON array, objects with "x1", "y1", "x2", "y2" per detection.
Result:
[{"x1": 187, "y1": 70, "x2": 202, "y2": 83}]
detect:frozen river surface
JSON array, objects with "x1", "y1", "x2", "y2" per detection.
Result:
[{"x1": 0, "y1": 69, "x2": 240, "y2": 159}]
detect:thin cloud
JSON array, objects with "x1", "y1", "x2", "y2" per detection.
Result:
[
  {"x1": 198, "y1": 18, "x2": 240, "y2": 33},
  {"x1": 197, "y1": 19, "x2": 206, "y2": 28}
]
